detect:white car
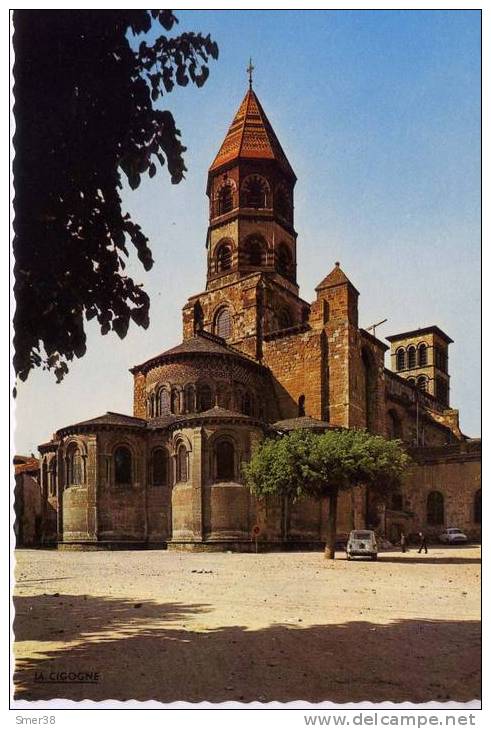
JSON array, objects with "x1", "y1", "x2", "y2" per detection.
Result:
[
  {"x1": 439, "y1": 527, "x2": 468, "y2": 544},
  {"x1": 346, "y1": 529, "x2": 378, "y2": 560}
]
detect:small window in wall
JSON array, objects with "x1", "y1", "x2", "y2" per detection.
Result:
[
  {"x1": 407, "y1": 377, "x2": 416, "y2": 387},
  {"x1": 152, "y1": 448, "x2": 168, "y2": 486},
  {"x1": 176, "y1": 443, "x2": 188, "y2": 483},
  {"x1": 427, "y1": 490, "x2": 444, "y2": 525},
  {"x1": 436, "y1": 377, "x2": 448, "y2": 406},
  {"x1": 66, "y1": 444, "x2": 83, "y2": 486},
  {"x1": 159, "y1": 388, "x2": 170, "y2": 416},
  {"x1": 418, "y1": 343, "x2": 428, "y2": 366},
  {"x1": 474, "y1": 489, "x2": 481, "y2": 524},
  {"x1": 215, "y1": 307, "x2": 232, "y2": 340},
  {"x1": 407, "y1": 346, "x2": 416, "y2": 369},
  {"x1": 193, "y1": 301, "x2": 204, "y2": 333},
  {"x1": 216, "y1": 440, "x2": 235, "y2": 480},
  {"x1": 298, "y1": 395, "x2": 305, "y2": 417},
  {"x1": 277, "y1": 307, "x2": 292, "y2": 330},
  {"x1": 197, "y1": 384, "x2": 213, "y2": 412},
  {"x1": 218, "y1": 184, "x2": 233, "y2": 215},
  {"x1": 170, "y1": 389, "x2": 180, "y2": 415},
  {"x1": 114, "y1": 446, "x2": 132, "y2": 485},
  {"x1": 184, "y1": 385, "x2": 195, "y2": 413},
  {"x1": 417, "y1": 376, "x2": 428, "y2": 392},
  {"x1": 396, "y1": 348, "x2": 405, "y2": 371}
]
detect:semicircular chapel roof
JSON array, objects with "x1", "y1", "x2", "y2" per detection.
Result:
[{"x1": 130, "y1": 331, "x2": 265, "y2": 375}]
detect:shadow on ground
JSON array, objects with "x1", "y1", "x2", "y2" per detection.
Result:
[{"x1": 13, "y1": 593, "x2": 481, "y2": 704}]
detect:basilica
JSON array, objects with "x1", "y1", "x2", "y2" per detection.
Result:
[{"x1": 37, "y1": 82, "x2": 481, "y2": 550}]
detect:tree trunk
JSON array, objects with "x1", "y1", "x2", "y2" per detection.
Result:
[{"x1": 324, "y1": 486, "x2": 339, "y2": 559}]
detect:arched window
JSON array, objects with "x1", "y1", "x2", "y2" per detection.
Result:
[
  {"x1": 170, "y1": 388, "x2": 180, "y2": 415},
  {"x1": 417, "y1": 376, "x2": 428, "y2": 392},
  {"x1": 114, "y1": 446, "x2": 132, "y2": 485},
  {"x1": 277, "y1": 244, "x2": 292, "y2": 278},
  {"x1": 152, "y1": 448, "x2": 168, "y2": 486},
  {"x1": 396, "y1": 348, "x2": 405, "y2": 371},
  {"x1": 436, "y1": 377, "x2": 448, "y2": 406},
  {"x1": 214, "y1": 306, "x2": 232, "y2": 339},
  {"x1": 216, "y1": 242, "x2": 232, "y2": 272},
  {"x1": 298, "y1": 395, "x2": 305, "y2": 417},
  {"x1": 275, "y1": 185, "x2": 291, "y2": 220},
  {"x1": 184, "y1": 384, "x2": 195, "y2": 413},
  {"x1": 241, "y1": 175, "x2": 269, "y2": 208},
  {"x1": 474, "y1": 489, "x2": 481, "y2": 524},
  {"x1": 244, "y1": 236, "x2": 266, "y2": 267},
  {"x1": 176, "y1": 443, "x2": 188, "y2": 483},
  {"x1": 216, "y1": 440, "x2": 235, "y2": 480},
  {"x1": 427, "y1": 491, "x2": 444, "y2": 525},
  {"x1": 218, "y1": 183, "x2": 233, "y2": 214},
  {"x1": 193, "y1": 301, "x2": 204, "y2": 333},
  {"x1": 159, "y1": 388, "x2": 170, "y2": 416},
  {"x1": 418, "y1": 343, "x2": 428, "y2": 366},
  {"x1": 66, "y1": 444, "x2": 83, "y2": 486},
  {"x1": 407, "y1": 377, "x2": 416, "y2": 387},
  {"x1": 197, "y1": 384, "x2": 213, "y2": 412},
  {"x1": 407, "y1": 346, "x2": 416, "y2": 369},
  {"x1": 277, "y1": 307, "x2": 292, "y2": 330}
]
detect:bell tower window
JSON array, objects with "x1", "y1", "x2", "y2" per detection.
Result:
[
  {"x1": 241, "y1": 175, "x2": 269, "y2": 209},
  {"x1": 244, "y1": 236, "x2": 266, "y2": 267},
  {"x1": 216, "y1": 242, "x2": 232, "y2": 272},
  {"x1": 218, "y1": 183, "x2": 233, "y2": 215}
]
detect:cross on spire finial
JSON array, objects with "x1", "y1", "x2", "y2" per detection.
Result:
[{"x1": 247, "y1": 57, "x2": 254, "y2": 88}]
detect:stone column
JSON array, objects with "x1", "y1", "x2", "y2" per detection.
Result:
[{"x1": 191, "y1": 427, "x2": 204, "y2": 541}]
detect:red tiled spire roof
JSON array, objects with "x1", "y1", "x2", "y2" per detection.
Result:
[{"x1": 209, "y1": 88, "x2": 296, "y2": 179}]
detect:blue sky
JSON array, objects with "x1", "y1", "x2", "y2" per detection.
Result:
[{"x1": 14, "y1": 9, "x2": 481, "y2": 454}]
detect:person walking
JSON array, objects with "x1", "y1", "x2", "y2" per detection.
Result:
[
  {"x1": 400, "y1": 532, "x2": 407, "y2": 553},
  {"x1": 418, "y1": 531, "x2": 428, "y2": 554}
]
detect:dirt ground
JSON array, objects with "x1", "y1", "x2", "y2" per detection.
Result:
[{"x1": 13, "y1": 545, "x2": 481, "y2": 704}]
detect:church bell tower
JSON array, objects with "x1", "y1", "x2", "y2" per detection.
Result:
[{"x1": 183, "y1": 70, "x2": 309, "y2": 360}]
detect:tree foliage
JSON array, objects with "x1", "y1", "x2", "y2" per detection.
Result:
[
  {"x1": 243, "y1": 428, "x2": 411, "y2": 558},
  {"x1": 13, "y1": 10, "x2": 218, "y2": 382}
]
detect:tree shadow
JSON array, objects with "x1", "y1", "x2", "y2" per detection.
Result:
[
  {"x1": 375, "y1": 554, "x2": 481, "y2": 565},
  {"x1": 13, "y1": 593, "x2": 480, "y2": 704}
]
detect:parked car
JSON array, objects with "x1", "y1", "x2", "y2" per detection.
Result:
[
  {"x1": 439, "y1": 527, "x2": 468, "y2": 544},
  {"x1": 346, "y1": 529, "x2": 378, "y2": 560}
]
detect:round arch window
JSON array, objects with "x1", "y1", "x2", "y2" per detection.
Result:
[
  {"x1": 114, "y1": 446, "x2": 132, "y2": 485},
  {"x1": 216, "y1": 440, "x2": 235, "y2": 480},
  {"x1": 214, "y1": 307, "x2": 232, "y2": 339}
]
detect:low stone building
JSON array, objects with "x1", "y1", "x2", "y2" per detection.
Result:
[{"x1": 36, "y1": 82, "x2": 481, "y2": 550}]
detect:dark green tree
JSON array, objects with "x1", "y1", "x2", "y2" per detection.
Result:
[
  {"x1": 243, "y1": 428, "x2": 411, "y2": 559},
  {"x1": 13, "y1": 10, "x2": 218, "y2": 382}
]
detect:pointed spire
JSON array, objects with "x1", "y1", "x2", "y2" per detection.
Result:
[{"x1": 209, "y1": 87, "x2": 296, "y2": 180}]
